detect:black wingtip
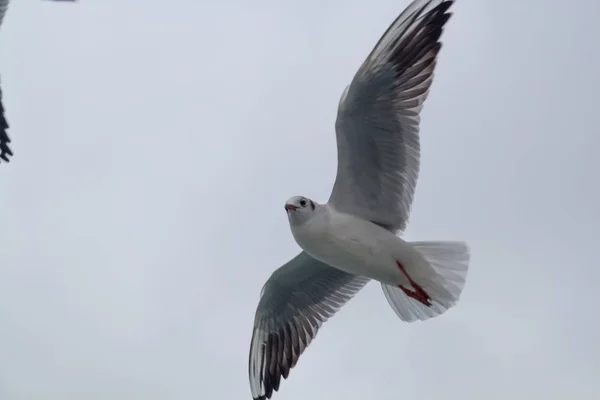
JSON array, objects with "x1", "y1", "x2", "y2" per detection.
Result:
[
  {"x1": 0, "y1": 128, "x2": 12, "y2": 164},
  {"x1": 0, "y1": 144, "x2": 14, "y2": 163},
  {"x1": 0, "y1": 83, "x2": 13, "y2": 164},
  {"x1": 0, "y1": 124, "x2": 12, "y2": 164}
]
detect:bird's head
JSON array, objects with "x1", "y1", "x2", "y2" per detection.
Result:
[{"x1": 284, "y1": 195, "x2": 318, "y2": 225}]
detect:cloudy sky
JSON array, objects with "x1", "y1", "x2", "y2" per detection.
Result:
[{"x1": 1, "y1": 0, "x2": 599, "y2": 399}]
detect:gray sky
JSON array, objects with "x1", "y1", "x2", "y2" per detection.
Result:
[{"x1": 1, "y1": 0, "x2": 599, "y2": 399}]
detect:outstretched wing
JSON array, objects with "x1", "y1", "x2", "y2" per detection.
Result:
[
  {"x1": 329, "y1": 0, "x2": 454, "y2": 232},
  {"x1": 249, "y1": 252, "x2": 370, "y2": 400}
]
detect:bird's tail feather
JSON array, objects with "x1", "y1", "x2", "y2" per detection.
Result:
[{"x1": 381, "y1": 241, "x2": 470, "y2": 322}]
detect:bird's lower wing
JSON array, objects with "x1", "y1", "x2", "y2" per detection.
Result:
[{"x1": 249, "y1": 251, "x2": 370, "y2": 400}]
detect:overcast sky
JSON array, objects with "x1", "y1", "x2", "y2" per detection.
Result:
[{"x1": 0, "y1": 0, "x2": 599, "y2": 399}]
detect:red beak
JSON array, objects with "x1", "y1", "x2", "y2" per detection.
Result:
[{"x1": 285, "y1": 204, "x2": 297, "y2": 211}]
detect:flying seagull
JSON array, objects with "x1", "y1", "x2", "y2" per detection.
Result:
[
  {"x1": 248, "y1": 1, "x2": 470, "y2": 398},
  {"x1": 0, "y1": 0, "x2": 76, "y2": 164}
]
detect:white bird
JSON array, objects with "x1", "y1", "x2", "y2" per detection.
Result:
[
  {"x1": 249, "y1": 1, "x2": 470, "y2": 399},
  {"x1": 0, "y1": 0, "x2": 77, "y2": 164}
]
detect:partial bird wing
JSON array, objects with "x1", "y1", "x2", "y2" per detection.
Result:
[
  {"x1": 328, "y1": 0, "x2": 454, "y2": 232},
  {"x1": 0, "y1": 0, "x2": 77, "y2": 164},
  {"x1": 0, "y1": 0, "x2": 11, "y2": 163},
  {"x1": 0, "y1": 82, "x2": 12, "y2": 163},
  {"x1": 249, "y1": 252, "x2": 370, "y2": 400},
  {"x1": 0, "y1": 0, "x2": 8, "y2": 27}
]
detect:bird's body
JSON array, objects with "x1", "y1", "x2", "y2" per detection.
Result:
[
  {"x1": 290, "y1": 202, "x2": 430, "y2": 288},
  {"x1": 249, "y1": 1, "x2": 471, "y2": 398}
]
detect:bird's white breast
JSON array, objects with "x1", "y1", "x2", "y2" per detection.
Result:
[{"x1": 290, "y1": 207, "x2": 406, "y2": 284}]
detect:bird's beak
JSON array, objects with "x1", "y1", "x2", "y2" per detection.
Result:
[{"x1": 284, "y1": 204, "x2": 297, "y2": 212}]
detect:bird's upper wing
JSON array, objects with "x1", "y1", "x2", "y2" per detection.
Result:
[
  {"x1": 328, "y1": 0, "x2": 454, "y2": 232},
  {"x1": 249, "y1": 251, "x2": 370, "y2": 400}
]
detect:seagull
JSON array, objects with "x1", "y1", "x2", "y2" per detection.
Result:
[
  {"x1": 248, "y1": 1, "x2": 470, "y2": 398},
  {"x1": 0, "y1": 0, "x2": 77, "y2": 164}
]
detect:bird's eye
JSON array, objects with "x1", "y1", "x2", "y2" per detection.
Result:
[{"x1": 299, "y1": 199, "x2": 307, "y2": 207}]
